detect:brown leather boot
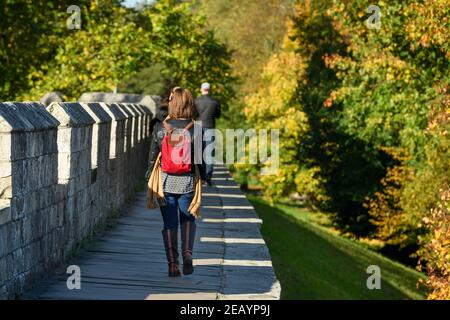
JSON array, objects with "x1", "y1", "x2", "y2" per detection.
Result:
[
  {"x1": 181, "y1": 220, "x2": 196, "y2": 275},
  {"x1": 162, "y1": 228, "x2": 181, "y2": 277}
]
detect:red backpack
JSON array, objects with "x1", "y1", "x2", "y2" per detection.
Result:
[{"x1": 161, "y1": 120, "x2": 194, "y2": 174}]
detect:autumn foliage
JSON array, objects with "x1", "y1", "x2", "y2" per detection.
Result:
[
  {"x1": 1, "y1": 0, "x2": 448, "y2": 299},
  {"x1": 242, "y1": 0, "x2": 449, "y2": 298}
]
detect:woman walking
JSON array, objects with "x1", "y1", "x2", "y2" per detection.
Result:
[{"x1": 147, "y1": 86, "x2": 202, "y2": 277}]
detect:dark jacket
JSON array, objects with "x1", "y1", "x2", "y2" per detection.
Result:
[
  {"x1": 150, "y1": 108, "x2": 169, "y2": 133},
  {"x1": 194, "y1": 94, "x2": 221, "y2": 128},
  {"x1": 145, "y1": 108, "x2": 169, "y2": 179},
  {"x1": 147, "y1": 118, "x2": 201, "y2": 176}
]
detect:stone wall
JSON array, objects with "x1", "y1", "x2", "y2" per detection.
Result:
[
  {"x1": 0, "y1": 101, "x2": 153, "y2": 299},
  {"x1": 78, "y1": 92, "x2": 159, "y2": 116}
]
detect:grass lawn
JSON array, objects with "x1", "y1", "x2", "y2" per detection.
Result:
[{"x1": 247, "y1": 195, "x2": 427, "y2": 300}]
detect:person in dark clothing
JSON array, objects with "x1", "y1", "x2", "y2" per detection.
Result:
[
  {"x1": 194, "y1": 82, "x2": 221, "y2": 186},
  {"x1": 150, "y1": 98, "x2": 169, "y2": 133},
  {"x1": 145, "y1": 97, "x2": 169, "y2": 180},
  {"x1": 147, "y1": 86, "x2": 202, "y2": 277}
]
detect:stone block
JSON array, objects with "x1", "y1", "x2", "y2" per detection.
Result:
[
  {"x1": 98, "y1": 102, "x2": 127, "y2": 122},
  {"x1": 22, "y1": 191, "x2": 39, "y2": 217},
  {"x1": 56, "y1": 201, "x2": 65, "y2": 227},
  {"x1": 43, "y1": 129, "x2": 58, "y2": 155},
  {"x1": 77, "y1": 188, "x2": 90, "y2": 212},
  {"x1": 90, "y1": 125, "x2": 99, "y2": 169},
  {"x1": 115, "y1": 120, "x2": 126, "y2": 140},
  {"x1": 39, "y1": 154, "x2": 58, "y2": 188},
  {"x1": 21, "y1": 158, "x2": 39, "y2": 193},
  {"x1": 56, "y1": 128, "x2": 71, "y2": 153},
  {"x1": 0, "y1": 102, "x2": 59, "y2": 134},
  {"x1": 21, "y1": 215, "x2": 32, "y2": 245},
  {"x1": 6, "y1": 220, "x2": 22, "y2": 254},
  {"x1": 57, "y1": 152, "x2": 71, "y2": 180},
  {"x1": 31, "y1": 209, "x2": 48, "y2": 243},
  {"x1": 21, "y1": 243, "x2": 36, "y2": 272},
  {"x1": 46, "y1": 102, "x2": 95, "y2": 128},
  {"x1": 67, "y1": 172, "x2": 90, "y2": 198},
  {"x1": 79, "y1": 102, "x2": 112, "y2": 124},
  {"x1": 0, "y1": 134, "x2": 11, "y2": 161},
  {"x1": 89, "y1": 182, "x2": 98, "y2": 202},
  {"x1": 116, "y1": 137, "x2": 125, "y2": 155},
  {"x1": 0, "y1": 257, "x2": 7, "y2": 284},
  {"x1": 77, "y1": 149, "x2": 92, "y2": 173},
  {"x1": 23, "y1": 210, "x2": 47, "y2": 245},
  {"x1": 0, "y1": 201, "x2": 11, "y2": 226},
  {"x1": 54, "y1": 184, "x2": 67, "y2": 203},
  {"x1": 0, "y1": 224, "x2": 7, "y2": 257},
  {"x1": 25, "y1": 132, "x2": 44, "y2": 158},
  {"x1": 10, "y1": 196, "x2": 25, "y2": 221},
  {"x1": 71, "y1": 127, "x2": 89, "y2": 153},
  {"x1": 10, "y1": 133, "x2": 27, "y2": 161},
  {"x1": 66, "y1": 195, "x2": 77, "y2": 225},
  {"x1": 0, "y1": 285, "x2": 7, "y2": 300},
  {"x1": 0, "y1": 163, "x2": 11, "y2": 180},
  {"x1": 38, "y1": 185, "x2": 55, "y2": 210},
  {"x1": 81, "y1": 127, "x2": 93, "y2": 152},
  {"x1": 12, "y1": 248, "x2": 25, "y2": 275},
  {"x1": 0, "y1": 176, "x2": 12, "y2": 199},
  {"x1": 4, "y1": 253, "x2": 14, "y2": 282}
]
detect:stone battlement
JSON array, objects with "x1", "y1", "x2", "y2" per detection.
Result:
[{"x1": 0, "y1": 100, "x2": 154, "y2": 299}]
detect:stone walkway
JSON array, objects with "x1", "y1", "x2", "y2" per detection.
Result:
[{"x1": 24, "y1": 165, "x2": 280, "y2": 300}]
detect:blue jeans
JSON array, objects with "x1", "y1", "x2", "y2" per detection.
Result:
[
  {"x1": 160, "y1": 192, "x2": 196, "y2": 230},
  {"x1": 202, "y1": 128, "x2": 215, "y2": 181}
]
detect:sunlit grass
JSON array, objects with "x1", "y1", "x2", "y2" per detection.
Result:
[{"x1": 248, "y1": 195, "x2": 427, "y2": 300}]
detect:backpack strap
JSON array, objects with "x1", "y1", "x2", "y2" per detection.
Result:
[
  {"x1": 162, "y1": 119, "x2": 172, "y2": 133},
  {"x1": 163, "y1": 119, "x2": 194, "y2": 133},
  {"x1": 182, "y1": 121, "x2": 194, "y2": 132}
]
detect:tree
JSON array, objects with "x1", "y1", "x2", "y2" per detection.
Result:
[
  {"x1": 419, "y1": 188, "x2": 450, "y2": 300},
  {"x1": 20, "y1": 0, "x2": 235, "y2": 105},
  {"x1": 21, "y1": 1, "x2": 153, "y2": 101},
  {"x1": 201, "y1": 0, "x2": 293, "y2": 127},
  {"x1": 0, "y1": 0, "x2": 93, "y2": 100},
  {"x1": 202, "y1": 0, "x2": 293, "y2": 97},
  {"x1": 146, "y1": 0, "x2": 235, "y2": 107},
  {"x1": 118, "y1": 64, "x2": 170, "y2": 96},
  {"x1": 243, "y1": 0, "x2": 450, "y2": 269}
]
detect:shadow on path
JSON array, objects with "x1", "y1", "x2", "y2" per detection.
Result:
[{"x1": 22, "y1": 166, "x2": 280, "y2": 300}]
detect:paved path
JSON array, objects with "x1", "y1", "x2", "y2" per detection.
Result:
[{"x1": 24, "y1": 165, "x2": 280, "y2": 300}]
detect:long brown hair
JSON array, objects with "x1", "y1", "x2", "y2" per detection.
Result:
[{"x1": 168, "y1": 86, "x2": 197, "y2": 119}]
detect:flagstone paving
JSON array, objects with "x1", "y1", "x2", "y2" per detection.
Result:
[{"x1": 24, "y1": 165, "x2": 280, "y2": 300}]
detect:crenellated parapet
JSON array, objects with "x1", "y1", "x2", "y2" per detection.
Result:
[{"x1": 0, "y1": 99, "x2": 155, "y2": 299}]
